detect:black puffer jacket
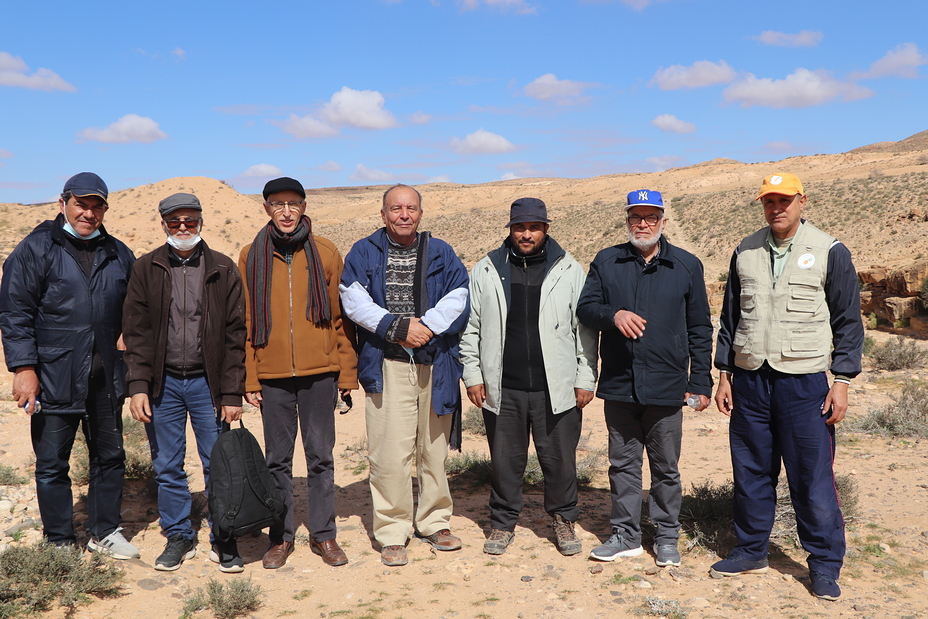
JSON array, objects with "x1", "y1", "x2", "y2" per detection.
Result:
[
  {"x1": 0, "y1": 215, "x2": 135, "y2": 413},
  {"x1": 577, "y1": 236, "x2": 712, "y2": 406}
]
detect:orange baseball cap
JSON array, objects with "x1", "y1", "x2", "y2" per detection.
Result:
[{"x1": 757, "y1": 173, "x2": 804, "y2": 200}]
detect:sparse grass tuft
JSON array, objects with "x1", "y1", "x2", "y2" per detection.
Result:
[
  {"x1": 867, "y1": 336, "x2": 928, "y2": 370},
  {"x1": 0, "y1": 541, "x2": 124, "y2": 617},
  {"x1": 181, "y1": 578, "x2": 262, "y2": 619},
  {"x1": 0, "y1": 464, "x2": 28, "y2": 486},
  {"x1": 846, "y1": 380, "x2": 928, "y2": 438},
  {"x1": 71, "y1": 416, "x2": 154, "y2": 486}
]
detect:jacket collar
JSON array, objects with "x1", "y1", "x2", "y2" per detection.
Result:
[
  {"x1": 614, "y1": 234, "x2": 675, "y2": 266},
  {"x1": 49, "y1": 213, "x2": 118, "y2": 258},
  {"x1": 152, "y1": 239, "x2": 219, "y2": 276}
]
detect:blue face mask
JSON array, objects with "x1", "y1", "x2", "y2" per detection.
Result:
[{"x1": 62, "y1": 219, "x2": 102, "y2": 240}]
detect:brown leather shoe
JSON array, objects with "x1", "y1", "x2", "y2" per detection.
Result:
[
  {"x1": 310, "y1": 538, "x2": 348, "y2": 566},
  {"x1": 422, "y1": 529, "x2": 462, "y2": 551},
  {"x1": 262, "y1": 540, "x2": 294, "y2": 569},
  {"x1": 381, "y1": 545, "x2": 408, "y2": 566}
]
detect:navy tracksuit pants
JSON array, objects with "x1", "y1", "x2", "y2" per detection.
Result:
[{"x1": 730, "y1": 367, "x2": 845, "y2": 579}]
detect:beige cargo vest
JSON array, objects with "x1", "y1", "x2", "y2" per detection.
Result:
[{"x1": 732, "y1": 222, "x2": 836, "y2": 374}]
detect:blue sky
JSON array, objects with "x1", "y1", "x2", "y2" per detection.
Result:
[{"x1": 1, "y1": 0, "x2": 926, "y2": 203}]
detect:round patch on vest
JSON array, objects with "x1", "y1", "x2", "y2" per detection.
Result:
[{"x1": 797, "y1": 253, "x2": 815, "y2": 269}]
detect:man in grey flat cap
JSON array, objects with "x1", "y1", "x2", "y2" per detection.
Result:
[{"x1": 123, "y1": 193, "x2": 246, "y2": 572}]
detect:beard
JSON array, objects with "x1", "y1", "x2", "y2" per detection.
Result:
[{"x1": 628, "y1": 220, "x2": 664, "y2": 251}]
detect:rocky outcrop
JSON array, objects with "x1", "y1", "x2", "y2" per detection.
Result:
[{"x1": 859, "y1": 260, "x2": 928, "y2": 332}]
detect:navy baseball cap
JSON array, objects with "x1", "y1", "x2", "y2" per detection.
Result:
[
  {"x1": 63, "y1": 172, "x2": 108, "y2": 204},
  {"x1": 505, "y1": 197, "x2": 551, "y2": 227}
]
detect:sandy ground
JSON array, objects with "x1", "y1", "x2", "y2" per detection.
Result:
[{"x1": 1, "y1": 331, "x2": 928, "y2": 619}]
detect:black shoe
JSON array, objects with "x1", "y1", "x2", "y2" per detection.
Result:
[
  {"x1": 209, "y1": 539, "x2": 245, "y2": 573},
  {"x1": 154, "y1": 535, "x2": 197, "y2": 571}
]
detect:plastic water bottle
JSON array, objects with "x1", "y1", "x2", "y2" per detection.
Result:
[{"x1": 686, "y1": 395, "x2": 701, "y2": 409}]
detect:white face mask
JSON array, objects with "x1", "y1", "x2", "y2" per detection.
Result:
[
  {"x1": 63, "y1": 219, "x2": 102, "y2": 240},
  {"x1": 166, "y1": 233, "x2": 201, "y2": 251}
]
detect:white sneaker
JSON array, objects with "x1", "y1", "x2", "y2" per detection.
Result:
[{"x1": 87, "y1": 527, "x2": 141, "y2": 560}]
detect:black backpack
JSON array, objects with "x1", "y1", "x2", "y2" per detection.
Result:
[{"x1": 208, "y1": 422, "x2": 285, "y2": 542}]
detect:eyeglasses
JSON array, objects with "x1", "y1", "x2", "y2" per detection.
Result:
[
  {"x1": 164, "y1": 217, "x2": 201, "y2": 230},
  {"x1": 267, "y1": 201, "x2": 305, "y2": 214},
  {"x1": 626, "y1": 214, "x2": 662, "y2": 226}
]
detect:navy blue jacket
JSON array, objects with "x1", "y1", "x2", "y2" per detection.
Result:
[
  {"x1": 577, "y1": 236, "x2": 712, "y2": 406},
  {"x1": 340, "y1": 228, "x2": 470, "y2": 416},
  {"x1": 0, "y1": 215, "x2": 135, "y2": 413}
]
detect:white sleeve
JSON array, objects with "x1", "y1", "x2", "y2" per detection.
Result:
[
  {"x1": 420, "y1": 287, "x2": 468, "y2": 335},
  {"x1": 339, "y1": 281, "x2": 390, "y2": 334}
]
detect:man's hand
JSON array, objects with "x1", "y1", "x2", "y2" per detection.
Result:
[
  {"x1": 822, "y1": 381, "x2": 849, "y2": 425},
  {"x1": 129, "y1": 393, "x2": 152, "y2": 422},
  {"x1": 402, "y1": 319, "x2": 434, "y2": 348},
  {"x1": 684, "y1": 392, "x2": 710, "y2": 412},
  {"x1": 714, "y1": 373, "x2": 734, "y2": 417},
  {"x1": 575, "y1": 388, "x2": 594, "y2": 409},
  {"x1": 613, "y1": 309, "x2": 647, "y2": 339},
  {"x1": 221, "y1": 405, "x2": 243, "y2": 423},
  {"x1": 12, "y1": 367, "x2": 40, "y2": 415},
  {"x1": 467, "y1": 384, "x2": 486, "y2": 409},
  {"x1": 245, "y1": 391, "x2": 263, "y2": 407}
]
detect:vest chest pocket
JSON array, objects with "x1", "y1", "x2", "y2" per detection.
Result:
[
  {"x1": 786, "y1": 276, "x2": 820, "y2": 313},
  {"x1": 782, "y1": 324, "x2": 828, "y2": 359}
]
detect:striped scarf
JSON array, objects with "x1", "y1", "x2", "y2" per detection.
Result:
[{"x1": 245, "y1": 215, "x2": 331, "y2": 348}]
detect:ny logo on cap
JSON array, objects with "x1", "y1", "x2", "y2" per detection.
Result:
[{"x1": 638, "y1": 191, "x2": 649, "y2": 201}]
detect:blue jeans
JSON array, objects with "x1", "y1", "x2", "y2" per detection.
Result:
[
  {"x1": 147, "y1": 374, "x2": 221, "y2": 541},
  {"x1": 31, "y1": 377, "x2": 125, "y2": 544}
]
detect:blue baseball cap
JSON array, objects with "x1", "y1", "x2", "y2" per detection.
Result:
[
  {"x1": 63, "y1": 172, "x2": 108, "y2": 204},
  {"x1": 625, "y1": 189, "x2": 664, "y2": 211}
]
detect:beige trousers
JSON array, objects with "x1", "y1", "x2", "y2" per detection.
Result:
[{"x1": 365, "y1": 359, "x2": 453, "y2": 547}]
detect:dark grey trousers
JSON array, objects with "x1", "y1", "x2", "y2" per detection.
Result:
[
  {"x1": 483, "y1": 388, "x2": 582, "y2": 531},
  {"x1": 604, "y1": 400, "x2": 683, "y2": 545},
  {"x1": 260, "y1": 373, "x2": 337, "y2": 542}
]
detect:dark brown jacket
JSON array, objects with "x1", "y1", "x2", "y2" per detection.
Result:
[{"x1": 123, "y1": 242, "x2": 246, "y2": 408}]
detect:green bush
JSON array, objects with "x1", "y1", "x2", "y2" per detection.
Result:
[
  {"x1": 846, "y1": 380, "x2": 928, "y2": 438},
  {"x1": 0, "y1": 542, "x2": 123, "y2": 617},
  {"x1": 0, "y1": 465, "x2": 27, "y2": 486},
  {"x1": 462, "y1": 406, "x2": 486, "y2": 436},
  {"x1": 182, "y1": 578, "x2": 262, "y2": 619},
  {"x1": 866, "y1": 335, "x2": 928, "y2": 370}
]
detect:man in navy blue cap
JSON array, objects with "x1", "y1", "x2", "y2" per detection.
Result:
[
  {"x1": 578, "y1": 189, "x2": 712, "y2": 568},
  {"x1": 461, "y1": 197, "x2": 597, "y2": 556},
  {"x1": 0, "y1": 172, "x2": 139, "y2": 559}
]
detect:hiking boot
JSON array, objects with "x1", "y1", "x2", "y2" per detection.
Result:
[
  {"x1": 709, "y1": 553, "x2": 769, "y2": 577},
  {"x1": 810, "y1": 571, "x2": 841, "y2": 600},
  {"x1": 589, "y1": 531, "x2": 643, "y2": 561},
  {"x1": 154, "y1": 535, "x2": 197, "y2": 571},
  {"x1": 653, "y1": 542, "x2": 681, "y2": 567},
  {"x1": 381, "y1": 545, "x2": 408, "y2": 566},
  {"x1": 420, "y1": 529, "x2": 462, "y2": 551},
  {"x1": 209, "y1": 539, "x2": 245, "y2": 573},
  {"x1": 552, "y1": 514, "x2": 582, "y2": 556},
  {"x1": 87, "y1": 527, "x2": 141, "y2": 560},
  {"x1": 483, "y1": 530, "x2": 515, "y2": 555}
]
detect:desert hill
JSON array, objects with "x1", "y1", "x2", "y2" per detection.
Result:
[{"x1": 2, "y1": 130, "x2": 928, "y2": 286}]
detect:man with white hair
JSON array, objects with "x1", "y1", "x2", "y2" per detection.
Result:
[{"x1": 577, "y1": 189, "x2": 712, "y2": 568}]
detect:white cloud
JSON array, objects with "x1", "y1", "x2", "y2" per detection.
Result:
[
  {"x1": 500, "y1": 172, "x2": 522, "y2": 180},
  {"x1": 172, "y1": 47, "x2": 187, "y2": 60},
  {"x1": 427, "y1": 174, "x2": 452, "y2": 183},
  {"x1": 408, "y1": 111, "x2": 432, "y2": 124},
  {"x1": 450, "y1": 128, "x2": 516, "y2": 154},
  {"x1": 763, "y1": 141, "x2": 797, "y2": 153},
  {"x1": 275, "y1": 114, "x2": 338, "y2": 139},
  {"x1": 652, "y1": 114, "x2": 696, "y2": 134},
  {"x1": 458, "y1": 0, "x2": 537, "y2": 14},
  {"x1": 241, "y1": 164, "x2": 282, "y2": 178},
  {"x1": 646, "y1": 155, "x2": 685, "y2": 171},
  {"x1": 0, "y1": 148, "x2": 12, "y2": 158},
  {"x1": 723, "y1": 68, "x2": 872, "y2": 108},
  {"x1": 852, "y1": 43, "x2": 927, "y2": 79},
  {"x1": 650, "y1": 60, "x2": 737, "y2": 90},
  {"x1": 349, "y1": 164, "x2": 394, "y2": 182},
  {"x1": 318, "y1": 161, "x2": 342, "y2": 172},
  {"x1": 0, "y1": 51, "x2": 75, "y2": 92},
  {"x1": 321, "y1": 87, "x2": 397, "y2": 130},
  {"x1": 753, "y1": 30, "x2": 823, "y2": 47},
  {"x1": 77, "y1": 114, "x2": 168, "y2": 143},
  {"x1": 523, "y1": 73, "x2": 594, "y2": 104}
]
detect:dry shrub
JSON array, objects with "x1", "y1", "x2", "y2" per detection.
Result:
[
  {"x1": 462, "y1": 406, "x2": 486, "y2": 436},
  {"x1": 867, "y1": 336, "x2": 928, "y2": 371},
  {"x1": 71, "y1": 417, "x2": 154, "y2": 486},
  {"x1": 181, "y1": 578, "x2": 262, "y2": 619},
  {"x1": 846, "y1": 380, "x2": 928, "y2": 438}
]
